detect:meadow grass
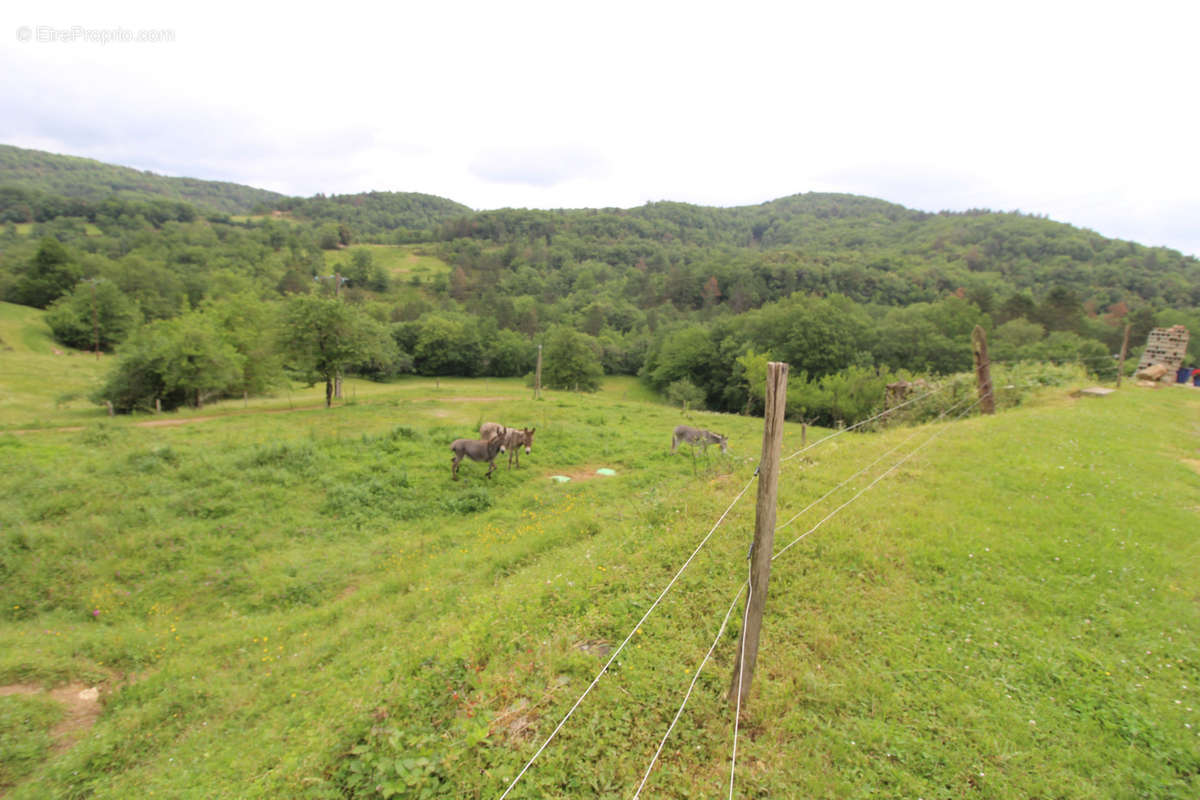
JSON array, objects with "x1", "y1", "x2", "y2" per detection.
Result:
[
  {"x1": 0, "y1": 316, "x2": 1197, "y2": 798},
  {"x1": 322, "y1": 245, "x2": 451, "y2": 283},
  {"x1": 0, "y1": 302, "x2": 111, "y2": 428}
]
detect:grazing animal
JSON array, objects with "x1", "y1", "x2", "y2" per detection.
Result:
[
  {"x1": 501, "y1": 427, "x2": 535, "y2": 469},
  {"x1": 450, "y1": 432, "x2": 505, "y2": 480},
  {"x1": 479, "y1": 422, "x2": 507, "y2": 450},
  {"x1": 480, "y1": 422, "x2": 536, "y2": 467},
  {"x1": 671, "y1": 425, "x2": 728, "y2": 456}
]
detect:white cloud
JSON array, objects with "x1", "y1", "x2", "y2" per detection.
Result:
[{"x1": 1, "y1": 0, "x2": 1197, "y2": 253}]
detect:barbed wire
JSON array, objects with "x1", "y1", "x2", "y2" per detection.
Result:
[{"x1": 497, "y1": 474, "x2": 758, "y2": 800}]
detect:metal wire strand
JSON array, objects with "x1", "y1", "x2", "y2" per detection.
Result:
[
  {"x1": 779, "y1": 381, "x2": 956, "y2": 464},
  {"x1": 497, "y1": 474, "x2": 757, "y2": 800},
  {"x1": 773, "y1": 397, "x2": 983, "y2": 563},
  {"x1": 631, "y1": 580, "x2": 747, "y2": 799}
]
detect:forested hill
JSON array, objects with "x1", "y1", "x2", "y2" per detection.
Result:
[
  {"x1": 267, "y1": 192, "x2": 475, "y2": 241},
  {"x1": 0, "y1": 144, "x2": 285, "y2": 215},
  {"x1": 3, "y1": 144, "x2": 1199, "y2": 423},
  {"x1": 436, "y1": 194, "x2": 1200, "y2": 309}
]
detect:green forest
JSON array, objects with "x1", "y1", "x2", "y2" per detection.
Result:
[{"x1": 2, "y1": 145, "x2": 1198, "y2": 425}]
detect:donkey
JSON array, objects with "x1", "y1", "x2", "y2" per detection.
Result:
[
  {"x1": 501, "y1": 427, "x2": 535, "y2": 469},
  {"x1": 450, "y1": 432, "x2": 505, "y2": 480},
  {"x1": 480, "y1": 422, "x2": 535, "y2": 468},
  {"x1": 671, "y1": 425, "x2": 728, "y2": 456}
]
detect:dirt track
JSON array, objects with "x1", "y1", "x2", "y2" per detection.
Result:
[{"x1": 4, "y1": 404, "x2": 329, "y2": 435}]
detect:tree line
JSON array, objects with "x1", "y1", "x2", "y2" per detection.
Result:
[{"x1": 1, "y1": 174, "x2": 1197, "y2": 425}]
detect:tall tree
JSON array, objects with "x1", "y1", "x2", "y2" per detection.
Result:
[
  {"x1": 11, "y1": 237, "x2": 81, "y2": 308},
  {"x1": 542, "y1": 325, "x2": 603, "y2": 391},
  {"x1": 278, "y1": 295, "x2": 397, "y2": 406},
  {"x1": 45, "y1": 278, "x2": 140, "y2": 351}
]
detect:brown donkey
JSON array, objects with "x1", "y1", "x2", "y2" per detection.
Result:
[
  {"x1": 480, "y1": 422, "x2": 536, "y2": 469},
  {"x1": 502, "y1": 427, "x2": 535, "y2": 469}
]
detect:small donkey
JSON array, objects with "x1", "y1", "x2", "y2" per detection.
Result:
[
  {"x1": 671, "y1": 424, "x2": 728, "y2": 455},
  {"x1": 480, "y1": 422, "x2": 536, "y2": 469},
  {"x1": 450, "y1": 432, "x2": 505, "y2": 480}
]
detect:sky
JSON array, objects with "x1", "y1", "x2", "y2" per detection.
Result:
[{"x1": 2, "y1": 1, "x2": 1198, "y2": 255}]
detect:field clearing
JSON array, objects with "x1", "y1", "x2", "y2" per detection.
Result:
[
  {"x1": 1, "y1": 322, "x2": 1198, "y2": 797},
  {"x1": 0, "y1": 302, "x2": 111, "y2": 427},
  {"x1": 322, "y1": 244, "x2": 451, "y2": 283},
  {"x1": 228, "y1": 214, "x2": 306, "y2": 226}
]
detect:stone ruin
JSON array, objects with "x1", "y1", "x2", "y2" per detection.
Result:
[{"x1": 1135, "y1": 325, "x2": 1189, "y2": 382}]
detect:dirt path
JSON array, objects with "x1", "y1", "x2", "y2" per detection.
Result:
[
  {"x1": 4, "y1": 395, "x2": 514, "y2": 436},
  {"x1": 4, "y1": 404, "x2": 329, "y2": 435},
  {"x1": 0, "y1": 682, "x2": 103, "y2": 752}
]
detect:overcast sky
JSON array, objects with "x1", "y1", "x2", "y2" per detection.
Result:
[{"x1": 3, "y1": 1, "x2": 1197, "y2": 255}]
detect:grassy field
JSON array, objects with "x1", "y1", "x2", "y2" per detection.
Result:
[
  {"x1": 7, "y1": 223, "x2": 101, "y2": 237},
  {"x1": 0, "y1": 309, "x2": 1198, "y2": 798},
  {"x1": 0, "y1": 302, "x2": 111, "y2": 428},
  {"x1": 322, "y1": 244, "x2": 452, "y2": 284}
]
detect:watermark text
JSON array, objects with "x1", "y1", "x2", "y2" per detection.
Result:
[{"x1": 16, "y1": 25, "x2": 176, "y2": 44}]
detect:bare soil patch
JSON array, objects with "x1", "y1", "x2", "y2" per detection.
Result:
[
  {"x1": 0, "y1": 682, "x2": 103, "y2": 752},
  {"x1": 410, "y1": 396, "x2": 508, "y2": 404}
]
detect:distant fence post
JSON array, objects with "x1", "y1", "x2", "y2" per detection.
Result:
[
  {"x1": 534, "y1": 344, "x2": 543, "y2": 400},
  {"x1": 728, "y1": 360, "x2": 788, "y2": 710},
  {"x1": 971, "y1": 325, "x2": 995, "y2": 415},
  {"x1": 1116, "y1": 323, "x2": 1131, "y2": 387}
]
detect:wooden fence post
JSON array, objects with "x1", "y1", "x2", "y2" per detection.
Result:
[
  {"x1": 534, "y1": 344, "x2": 543, "y2": 400},
  {"x1": 1116, "y1": 323, "x2": 1131, "y2": 387},
  {"x1": 728, "y1": 361, "x2": 788, "y2": 710},
  {"x1": 971, "y1": 325, "x2": 995, "y2": 415}
]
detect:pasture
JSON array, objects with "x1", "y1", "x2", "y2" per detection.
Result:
[
  {"x1": 322, "y1": 244, "x2": 452, "y2": 284},
  {"x1": 0, "y1": 314, "x2": 1198, "y2": 798}
]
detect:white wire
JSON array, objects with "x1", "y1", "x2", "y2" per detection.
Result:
[
  {"x1": 631, "y1": 581, "x2": 747, "y2": 799},
  {"x1": 779, "y1": 381, "x2": 956, "y2": 464},
  {"x1": 497, "y1": 474, "x2": 757, "y2": 800},
  {"x1": 774, "y1": 394, "x2": 978, "y2": 535},
  {"x1": 730, "y1": 550, "x2": 753, "y2": 800},
  {"x1": 772, "y1": 397, "x2": 983, "y2": 563}
]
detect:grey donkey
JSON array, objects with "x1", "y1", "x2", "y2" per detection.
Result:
[
  {"x1": 671, "y1": 424, "x2": 728, "y2": 455},
  {"x1": 450, "y1": 432, "x2": 505, "y2": 480}
]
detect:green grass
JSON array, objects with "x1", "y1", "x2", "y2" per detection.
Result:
[
  {"x1": 0, "y1": 692, "x2": 63, "y2": 789},
  {"x1": 322, "y1": 244, "x2": 452, "y2": 283},
  {"x1": 0, "y1": 343, "x2": 1197, "y2": 798},
  {"x1": 0, "y1": 302, "x2": 111, "y2": 427}
]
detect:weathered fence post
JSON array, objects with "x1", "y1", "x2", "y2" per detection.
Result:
[
  {"x1": 729, "y1": 361, "x2": 788, "y2": 710},
  {"x1": 971, "y1": 325, "x2": 995, "y2": 415},
  {"x1": 1116, "y1": 323, "x2": 1131, "y2": 387},
  {"x1": 534, "y1": 344, "x2": 543, "y2": 400}
]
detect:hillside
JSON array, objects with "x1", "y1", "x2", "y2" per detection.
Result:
[
  {"x1": 0, "y1": 302, "x2": 110, "y2": 424},
  {"x1": 0, "y1": 144, "x2": 285, "y2": 215},
  {"x1": 0, "y1": 361, "x2": 1196, "y2": 797},
  {"x1": 270, "y1": 191, "x2": 475, "y2": 241},
  {"x1": 1, "y1": 146, "x2": 1199, "y2": 426}
]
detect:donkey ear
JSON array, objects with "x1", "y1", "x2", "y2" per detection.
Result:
[{"x1": 528, "y1": 428, "x2": 535, "y2": 434}]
